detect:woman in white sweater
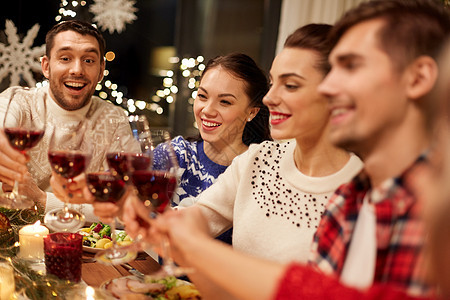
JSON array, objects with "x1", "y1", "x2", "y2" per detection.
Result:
[{"x1": 125, "y1": 24, "x2": 363, "y2": 264}]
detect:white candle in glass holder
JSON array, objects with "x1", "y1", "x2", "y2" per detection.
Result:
[
  {"x1": 18, "y1": 221, "x2": 49, "y2": 260},
  {"x1": 0, "y1": 262, "x2": 15, "y2": 300}
]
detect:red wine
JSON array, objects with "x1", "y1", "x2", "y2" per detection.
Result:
[
  {"x1": 87, "y1": 172, "x2": 126, "y2": 203},
  {"x1": 4, "y1": 127, "x2": 44, "y2": 152},
  {"x1": 106, "y1": 152, "x2": 151, "y2": 179},
  {"x1": 131, "y1": 170, "x2": 177, "y2": 214},
  {"x1": 48, "y1": 150, "x2": 88, "y2": 179}
]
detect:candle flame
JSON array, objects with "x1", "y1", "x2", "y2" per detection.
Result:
[{"x1": 86, "y1": 286, "x2": 95, "y2": 299}]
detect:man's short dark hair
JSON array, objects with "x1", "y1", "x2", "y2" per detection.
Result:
[
  {"x1": 330, "y1": 0, "x2": 450, "y2": 71},
  {"x1": 45, "y1": 20, "x2": 106, "y2": 58}
]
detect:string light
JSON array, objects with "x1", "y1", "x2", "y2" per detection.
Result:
[
  {"x1": 144, "y1": 55, "x2": 204, "y2": 116},
  {"x1": 53, "y1": 0, "x2": 205, "y2": 117}
]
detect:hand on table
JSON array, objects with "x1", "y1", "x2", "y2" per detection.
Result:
[
  {"x1": 50, "y1": 171, "x2": 94, "y2": 204},
  {"x1": 0, "y1": 129, "x2": 28, "y2": 186}
]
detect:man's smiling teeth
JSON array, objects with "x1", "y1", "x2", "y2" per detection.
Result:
[
  {"x1": 203, "y1": 120, "x2": 221, "y2": 127},
  {"x1": 331, "y1": 108, "x2": 349, "y2": 116},
  {"x1": 65, "y1": 82, "x2": 85, "y2": 88}
]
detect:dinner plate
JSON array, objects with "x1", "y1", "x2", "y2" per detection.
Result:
[
  {"x1": 100, "y1": 275, "x2": 196, "y2": 300},
  {"x1": 83, "y1": 245, "x2": 105, "y2": 253},
  {"x1": 79, "y1": 229, "x2": 128, "y2": 253}
]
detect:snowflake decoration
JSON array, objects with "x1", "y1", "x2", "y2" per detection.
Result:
[
  {"x1": 0, "y1": 20, "x2": 45, "y2": 87},
  {"x1": 89, "y1": 0, "x2": 138, "y2": 34}
]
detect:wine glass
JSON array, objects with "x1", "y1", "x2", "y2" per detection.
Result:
[
  {"x1": 86, "y1": 171, "x2": 138, "y2": 264},
  {"x1": 44, "y1": 118, "x2": 92, "y2": 232},
  {"x1": 130, "y1": 129, "x2": 191, "y2": 277},
  {"x1": 106, "y1": 115, "x2": 152, "y2": 184},
  {"x1": 93, "y1": 115, "x2": 152, "y2": 264},
  {"x1": 0, "y1": 88, "x2": 47, "y2": 209},
  {"x1": 92, "y1": 114, "x2": 151, "y2": 265}
]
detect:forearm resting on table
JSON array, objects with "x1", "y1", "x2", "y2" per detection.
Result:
[{"x1": 181, "y1": 235, "x2": 285, "y2": 300}]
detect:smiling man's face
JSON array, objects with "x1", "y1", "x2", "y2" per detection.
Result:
[
  {"x1": 318, "y1": 18, "x2": 410, "y2": 156},
  {"x1": 41, "y1": 30, "x2": 105, "y2": 111}
]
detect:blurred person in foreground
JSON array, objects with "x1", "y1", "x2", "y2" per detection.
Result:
[
  {"x1": 0, "y1": 20, "x2": 135, "y2": 221},
  {"x1": 309, "y1": 0, "x2": 449, "y2": 296}
]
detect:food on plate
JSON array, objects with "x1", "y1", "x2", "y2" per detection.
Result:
[
  {"x1": 79, "y1": 222, "x2": 131, "y2": 249},
  {"x1": 105, "y1": 277, "x2": 165, "y2": 299},
  {"x1": 120, "y1": 294, "x2": 153, "y2": 300},
  {"x1": 103, "y1": 276, "x2": 201, "y2": 299},
  {"x1": 164, "y1": 285, "x2": 202, "y2": 300},
  {"x1": 96, "y1": 238, "x2": 112, "y2": 249}
]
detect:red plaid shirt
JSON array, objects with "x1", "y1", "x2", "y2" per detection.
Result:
[{"x1": 309, "y1": 155, "x2": 431, "y2": 296}]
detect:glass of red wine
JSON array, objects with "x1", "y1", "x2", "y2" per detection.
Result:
[
  {"x1": 95, "y1": 115, "x2": 153, "y2": 265},
  {"x1": 44, "y1": 118, "x2": 92, "y2": 232},
  {"x1": 0, "y1": 88, "x2": 47, "y2": 209},
  {"x1": 86, "y1": 171, "x2": 137, "y2": 264},
  {"x1": 130, "y1": 129, "x2": 190, "y2": 277},
  {"x1": 106, "y1": 115, "x2": 152, "y2": 184}
]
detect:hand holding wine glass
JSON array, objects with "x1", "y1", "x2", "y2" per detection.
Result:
[
  {"x1": 86, "y1": 171, "x2": 137, "y2": 264},
  {"x1": 0, "y1": 88, "x2": 47, "y2": 209},
  {"x1": 91, "y1": 115, "x2": 152, "y2": 265},
  {"x1": 129, "y1": 129, "x2": 191, "y2": 277},
  {"x1": 44, "y1": 118, "x2": 92, "y2": 232},
  {"x1": 92, "y1": 115, "x2": 150, "y2": 223},
  {"x1": 106, "y1": 115, "x2": 151, "y2": 184}
]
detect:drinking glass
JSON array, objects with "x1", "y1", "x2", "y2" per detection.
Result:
[
  {"x1": 0, "y1": 88, "x2": 47, "y2": 209},
  {"x1": 44, "y1": 232, "x2": 83, "y2": 282},
  {"x1": 86, "y1": 171, "x2": 137, "y2": 264},
  {"x1": 44, "y1": 118, "x2": 92, "y2": 232},
  {"x1": 106, "y1": 115, "x2": 152, "y2": 184},
  {"x1": 94, "y1": 115, "x2": 152, "y2": 265},
  {"x1": 130, "y1": 129, "x2": 190, "y2": 277}
]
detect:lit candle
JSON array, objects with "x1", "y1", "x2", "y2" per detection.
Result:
[
  {"x1": 0, "y1": 262, "x2": 15, "y2": 299},
  {"x1": 18, "y1": 221, "x2": 49, "y2": 260}
]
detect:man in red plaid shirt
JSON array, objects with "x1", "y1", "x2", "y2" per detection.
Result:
[{"x1": 310, "y1": 0, "x2": 450, "y2": 297}]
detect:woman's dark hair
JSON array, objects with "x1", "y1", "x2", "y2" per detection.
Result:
[
  {"x1": 45, "y1": 20, "x2": 106, "y2": 58},
  {"x1": 197, "y1": 53, "x2": 271, "y2": 145},
  {"x1": 284, "y1": 23, "x2": 333, "y2": 75}
]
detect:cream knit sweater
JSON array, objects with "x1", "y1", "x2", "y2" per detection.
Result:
[{"x1": 0, "y1": 86, "x2": 136, "y2": 222}]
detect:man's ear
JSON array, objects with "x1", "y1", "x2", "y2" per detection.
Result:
[
  {"x1": 98, "y1": 57, "x2": 106, "y2": 82},
  {"x1": 406, "y1": 56, "x2": 438, "y2": 100},
  {"x1": 41, "y1": 55, "x2": 50, "y2": 79}
]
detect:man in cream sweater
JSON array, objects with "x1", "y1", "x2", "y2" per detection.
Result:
[{"x1": 0, "y1": 20, "x2": 136, "y2": 222}]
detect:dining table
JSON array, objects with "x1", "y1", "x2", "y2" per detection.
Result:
[{"x1": 81, "y1": 251, "x2": 161, "y2": 287}]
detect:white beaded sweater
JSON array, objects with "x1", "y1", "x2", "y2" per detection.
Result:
[{"x1": 196, "y1": 140, "x2": 363, "y2": 263}]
